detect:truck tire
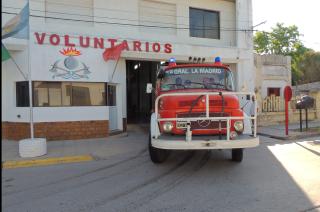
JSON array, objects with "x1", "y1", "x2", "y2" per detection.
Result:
[
  {"x1": 149, "y1": 134, "x2": 169, "y2": 164},
  {"x1": 231, "y1": 148, "x2": 243, "y2": 162}
]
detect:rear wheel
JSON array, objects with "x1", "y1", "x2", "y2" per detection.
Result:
[
  {"x1": 231, "y1": 148, "x2": 243, "y2": 162},
  {"x1": 149, "y1": 133, "x2": 170, "y2": 164}
]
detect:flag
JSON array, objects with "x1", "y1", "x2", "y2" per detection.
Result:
[
  {"x1": 2, "y1": 2, "x2": 29, "y2": 39},
  {"x1": 102, "y1": 42, "x2": 126, "y2": 62},
  {"x1": 2, "y1": 43, "x2": 11, "y2": 61}
]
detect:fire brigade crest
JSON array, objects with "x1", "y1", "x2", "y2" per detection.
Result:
[{"x1": 49, "y1": 47, "x2": 91, "y2": 79}]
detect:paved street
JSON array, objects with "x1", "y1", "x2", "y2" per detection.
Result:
[{"x1": 2, "y1": 133, "x2": 320, "y2": 212}]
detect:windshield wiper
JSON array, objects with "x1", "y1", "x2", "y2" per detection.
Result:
[
  {"x1": 205, "y1": 82, "x2": 224, "y2": 87},
  {"x1": 165, "y1": 83, "x2": 186, "y2": 89},
  {"x1": 204, "y1": 82, "x2": 233, "y2": 90},
  {"x1": 187, "y1": 82, "x2": 206, "y2": 88}
]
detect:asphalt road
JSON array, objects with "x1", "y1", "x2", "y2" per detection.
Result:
[{"x1": 2, "y1": 135, "x2": 320, "y2": 212}]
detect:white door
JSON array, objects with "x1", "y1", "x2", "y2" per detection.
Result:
[{"x1": 108, "y1": 85, "x2": 118, "y2": 131}]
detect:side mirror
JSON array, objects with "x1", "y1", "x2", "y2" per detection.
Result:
[
  {"x1": 157, "y1": 69, "x2": 165, "y2": 79},
  {"x1": 146, "y1": 83, "x2": 153, "y2": 94}
]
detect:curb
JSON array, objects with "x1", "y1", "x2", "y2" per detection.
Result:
[
  {"x1": 2, "y1": 155, "x2": 94, "y2": 169},
  {"x1": 258, "y1": 132, "x2": 320, "y2": 141},
  {"x1": 109, "y1": 132, "x2": 128, "y2": 138}
]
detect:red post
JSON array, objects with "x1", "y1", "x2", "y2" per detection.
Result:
[
  {"x1": 285, "y1": 100, "x2": 289, "y2": 135},
  {"x1": 284, "y1": 86, "x2": 292, "y2": 136}
]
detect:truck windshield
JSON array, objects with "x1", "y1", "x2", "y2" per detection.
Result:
[{"x1": 161, "y1": 67, "x2": 234, "y2": 91}]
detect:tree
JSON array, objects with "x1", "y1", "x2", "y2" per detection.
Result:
[
  {"x1": 290, "y1": 44, "x2": 310, "y2": 84},
  {"x1": 253, "y1": 31, "x2": 270, "y2": 54},
  {"x1": 254, "y1": 23, "x2": 303, "y2": 55},
  {"x1": 253, "y1": 23, "x2": 313, "y2": 84},
  {"x1": 297, "y1": 51, "x2": 320, "y2": 83}
]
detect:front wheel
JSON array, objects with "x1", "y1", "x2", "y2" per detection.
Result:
[
  {"x1": 149, "y1": 134, "x2": 170, "y2": 164},
  {"x1": 231, "y1": 148, "x2": 243, "y2": 162}
]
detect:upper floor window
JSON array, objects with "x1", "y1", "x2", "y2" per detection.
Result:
[
  {"x1": 139, "y1": 0, "x2": 177, "y2": 35},
  {"x1": 189, "y1": 8, "x2": 220, "y2": 39},
  {"x1": 45, "y1": 0, "x2": 93, "y2": 26}
]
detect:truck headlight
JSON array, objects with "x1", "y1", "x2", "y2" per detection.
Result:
[
  {"x1": 230, "y1": 131, "x2": 238, "y2": 139},
  {"x1": 163, "y1": 122, "x2": 174, "y2": 133},
  {"x1": 234, "y1": 121, "x2": 244, "y2": 132}
]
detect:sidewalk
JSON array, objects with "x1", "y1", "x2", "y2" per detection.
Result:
[
  {"x1": 2, "y1": 125, "x2": 149, "y2": 168},
  {"x1": 2, "y1": 123, "x2": 319, "y2": 168},
  {"x1": 258, "y1": 120, "x2": 320, "y2": 140}
]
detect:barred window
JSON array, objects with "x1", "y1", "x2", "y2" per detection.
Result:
[
  {"x1": 33, "y1": 82, "x2": 107, "y2": 107},
  {"x1": 190, "y1": 8, "x2": 220, "y2": 39}
]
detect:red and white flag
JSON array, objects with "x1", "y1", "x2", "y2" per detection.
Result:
[{"x1": 102, "y1": 42, "x2": 126, "y2": 62}]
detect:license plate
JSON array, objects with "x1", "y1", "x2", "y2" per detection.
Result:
[{"x1": 176, "y1": 122, "x2": 188, "y2": 129}]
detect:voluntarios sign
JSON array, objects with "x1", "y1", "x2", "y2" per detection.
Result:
[{"x1": 34, "y1": 32, "x2": 173, "y2": 54}]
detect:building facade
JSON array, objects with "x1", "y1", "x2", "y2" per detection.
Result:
[
  {"x1": 2, "y1": 0, "x2": 255, "y2": 140},
  {"x1": 254, "y1": 54, "x2": 291, "y2": 100}
]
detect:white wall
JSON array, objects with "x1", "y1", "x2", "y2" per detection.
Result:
[
  {"x1": 2, "y1": 51, "x2": 29, "y2": 122},
  {"x1": 2, "y1": 0, "x2": 254, "y2": 126}
]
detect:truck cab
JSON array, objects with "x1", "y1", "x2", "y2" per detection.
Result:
[{"x1": 148, "y1": 57, "x2": 259, "y2": 163}]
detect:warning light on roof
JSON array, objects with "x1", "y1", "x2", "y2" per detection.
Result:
[
  {"x1": 168, "y1": 57, "x2": 176, "y2": 66},
  {"x1": 214, "y1": 56, "x2": 222, "y2": 65},
  {"x1": 169, "y1": 58, "x2": 176, "y2": 63}
]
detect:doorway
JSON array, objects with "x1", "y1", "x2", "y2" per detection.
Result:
[{"x1": 126, "y1": 60, "x2": 159, "y2": 124}]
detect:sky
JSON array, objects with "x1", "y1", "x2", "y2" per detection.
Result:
[{"x1": 252, "y1": 0, "x2": 320, "y2": 51}]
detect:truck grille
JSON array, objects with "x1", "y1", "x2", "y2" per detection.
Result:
[
  {"x1": 176, "y1": 112, "x2": 229, "y2": 130},
  {"x1": 178, "y1": 100, "x2": 228, "y2": 107}
]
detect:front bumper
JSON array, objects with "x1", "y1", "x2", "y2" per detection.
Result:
[{"x1": 151, "y1": 135, "x2": 259, "y2": 150}]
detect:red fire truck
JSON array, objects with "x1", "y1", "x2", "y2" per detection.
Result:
[{"x1": 147, "y1": 57, "x2": 259, "y2": 163}]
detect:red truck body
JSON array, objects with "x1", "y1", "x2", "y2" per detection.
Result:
[
  {"x1": 148, "y1": 58, "x2": 259, "y2": 163},
  {"x1": 156, "y1": 62, "x2": 242, "y2": 137}
]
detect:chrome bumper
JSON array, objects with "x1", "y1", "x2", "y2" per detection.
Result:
[{"x1": 151, "y1": 135, "x2": 259, "y2": 150}]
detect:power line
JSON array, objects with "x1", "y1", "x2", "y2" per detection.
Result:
[
  {"x1": 2, "y1": 11, "x2": 253, "y2": 32},
  {"x1": 3, "y1": 4, "x2": 253, "y2": 24},
  {"x1": 2, "y1": 6, "x2": 185, "y2": 27},
  {"x1": 27, "y1": 0, "x2": 252, "y2": 22},
  {"x1": 2, "y1": 5, "x2": 252, "y2": 28}
]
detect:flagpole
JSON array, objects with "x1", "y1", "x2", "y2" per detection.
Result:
[
  {"x1": 10, "y1": 55, "x2": 28, "y2": 80},
  {"x1": 27, "y1": 0, "x2": 34, "y2": 139},
  {"x1": 111, "y1": 58, "x2": 120, "y2": 82}
]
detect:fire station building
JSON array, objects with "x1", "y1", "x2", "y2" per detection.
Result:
[{"x1": 2, "y1": 0, "x2": 255, "y2": 140}]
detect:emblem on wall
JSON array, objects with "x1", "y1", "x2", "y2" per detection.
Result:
[{"x1": 49, "y1": 47, "x2": 91, "y2": 79}]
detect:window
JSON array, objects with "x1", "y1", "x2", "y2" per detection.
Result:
[
  {"x1": 71, "y1": 83, "x2": 106, "y2": 106},
  {"x1": 139, "y1": 0, "x2": 177, "y2": 35},
  {"x1": 16, "y1": 81, "x2": 29, "y2": 107},
  {"x1": 45, "y1": 0, "x2": 93, "y2": 26},
  {"x1": 267, "y1": 87, "x2": 280, "y2": 96},
  {"x1": 107, "y1": 85, "x2": 116, "y2": 106},
  {"x1": 189, "y1": 8, "x2": 220, "y2": 39},
  {"x1": 33, "y1": 82, "x2": 107, "y2": 106}
]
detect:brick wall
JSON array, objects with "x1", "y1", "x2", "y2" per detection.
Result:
[
  {"x1": 2, "y1": 120, "x2": 109, "y2": 141},
  {"x1": 2, "y1": 122, "x2": 30, "y2": 141}
]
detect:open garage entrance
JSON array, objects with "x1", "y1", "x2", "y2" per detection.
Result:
[{"x1": 126, "y1": 60, "x2": 160, "y2": 124}]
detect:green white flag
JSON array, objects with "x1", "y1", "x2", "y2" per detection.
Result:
[{"x1": 2, "y1": 43, "x2": 10, "y2": 61}]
